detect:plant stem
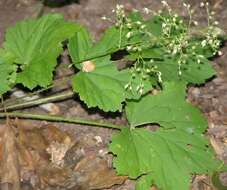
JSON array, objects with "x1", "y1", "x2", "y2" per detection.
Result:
[
  {"x1": 3, "y1": 75, "x2": 72, "y2": 106},
  {"x1": 0, "y1": 90, "x2": 74, "y2": 112},
  {"x1": 0, "y1": 112, "x2": 122, "y2": 130}
]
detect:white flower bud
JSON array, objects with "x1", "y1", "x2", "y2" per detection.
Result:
[
  {"x1": 101, "y1": 16, "x2": 107, "y2": 20},
  {"x1": 200, "y1": 2, "x2": 205, "y2": 7},
  {"x1": 218, "y1": 51, "x2": 223, "y2": 56},
  {"x1": 193, "y1": 21, "x2": 198, "y2": 26},
  {"x1": 143, "y1": 7, "x2": 150, "y2": 14},
  {"x1": 126, "y1": 32, "x2": 132, "y2": 39}
]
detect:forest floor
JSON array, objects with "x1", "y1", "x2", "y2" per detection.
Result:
[{"x1": 0, "y1": 0, "x2": 227, "y2": 189}]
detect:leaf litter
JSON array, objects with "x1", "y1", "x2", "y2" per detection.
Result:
[{"x1": 0, "y1": 119, "x2": 126, "y2": 190}]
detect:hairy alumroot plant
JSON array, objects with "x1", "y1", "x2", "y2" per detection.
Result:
[{"x1": 0, "y1": 1, "x2": 226, "y2": 190}]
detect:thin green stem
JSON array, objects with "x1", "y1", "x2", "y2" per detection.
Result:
[
  {"x1": 0, "y1": 90, "x2": 74, "y2": 112},
  {"x1": 0, "y1": 112, "x2": 122, "y2": 130},
  {"x1": 3, "y1": 75, "x2": 73, "y2": 106}
]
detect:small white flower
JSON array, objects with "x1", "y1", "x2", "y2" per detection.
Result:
[
  {"x1": 183, "y1": 3, "x2": 187, "y2": 7},
  {"x1": 162, "y1": 23, "x2": 167, "y2": 28},
  {"x1": 214, "y1": 21, "x2": 219, "y2": 25},
  {"x1": 136, "y1": 21, "x2": 142, "y2": 25},
  {"x1": 124, "y1": 83, "x2": 130, "y2": 89},
  {"x1": 126, "y1": 32, "x2": 132, "y2": 39},
  {"x1": 126, "y1": 46, "x2": 132, "y2": 51},
  {"x1": 178, "y1": 70, "x2": 182, "y2": 75},
  {"x1": 161, "y1": 1, "x2": 168, "y2": 6},
  {"x1": 200, "y1": 2, "x2": 205, "y2": 7},
  {"x1": 139, "y1": 88, "x2": 143, "y2": 94},
  {"x1": 143, "y1": 7, "x2": 150, "y2": 14},
  {"x1": 201, "y1": 40, "x2": 207, "y2": 47},
  {"x1": 218, "y1": 51, "x2": 223, "y2": 56},
  {"x1": 101, "y1": 16, "x2": 107, "y2": 20},
  {"x1": 193, "y1": 21, "x2": 198, "y2": 26},
  {"x1": 140, "y1": 25, "x2": 146, "y2": 29},
  {"x1": 127, "y1": 23, "x2": 132, "y2": 29},
  {"x1": 157, "y1": 72, "x2": 162, "y2": 83}
]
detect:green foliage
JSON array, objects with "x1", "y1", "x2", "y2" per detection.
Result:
[
  {"x1": 0, "y1": 2, "x2": 225, "y2": 190},
  {"x1": 2, "y1": 14, "x2": 79, "y2": 90},
  {"x1": 110, "y1": 127, "x2": 221, "y2": 190},
  {"x1": 72, "y1": 56, "x2": 126, "y2": 112},
  {"x1": 126, "y1": 82, "x2": 207, "y2": 133},
  {"x1": 149, "y1": 56, "x2": 216, "y2": 84},
  {"x1": 0, "y1": 56, "x2": 16, "y2": 95}
]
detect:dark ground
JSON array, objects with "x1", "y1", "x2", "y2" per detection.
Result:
[{"x1": 0, "y1": 0, "x2": 227, "y2": 189}]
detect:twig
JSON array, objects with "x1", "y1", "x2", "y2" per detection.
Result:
[{"x1": 0, "y1": 112, "x2": 122, "y2": 130}]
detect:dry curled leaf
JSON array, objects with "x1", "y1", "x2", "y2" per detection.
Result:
[{"x1": 82, "y1": 60, "x2": 96, "y2": 72}]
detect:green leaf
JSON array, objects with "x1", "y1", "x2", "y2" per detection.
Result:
[
  {"x1": 72, "y1": 56, "x2": 126, "y2": 112},
  {"x1": 68, "y1": 26, "x2": 128, "y2": 67},
  {"x1": 126, "y1": 82, "x2": 207, "y2": 133},
  {"x1": 126, "y1": 47, "x2": 164, "y2": 60},
  {"x1": 72, "y1": 55, "x2": 156, "y2": 111},
  {"x1": 68, "y1": 26, "x2": 93, "y2": 64},
  {"x1": 145, "y1": 15, "x2": 162, "y2": 37},
  {"x1": 4, "y1": 14, "x2": 80, "y2": 89},
  {"x1": 136, "y1": 174, "x2": 153, "y2": 190},
  {"x1": 151, "y1": 56, "x2": 216, "y2": 84},
  {"x1": 88, "y1": 26, "x2": 127, "y2": 58},
  {"x1": 109, "y1": 127, "x2": 221, "y2": 190},
  {"x1": 0, "y1": 57, "x2": 17, "y2": 96}
]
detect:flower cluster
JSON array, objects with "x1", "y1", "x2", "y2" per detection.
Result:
[{"x1": 102, "y1": 1, "x2": 222, "y2": 95}]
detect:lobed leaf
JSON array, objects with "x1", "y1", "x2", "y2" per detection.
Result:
[
  {"x1": 126, "y1": 82, "x2": 207, "y2": 133},
  {"x1": 72, "y1": 56, "x2": 126, "y2": 112},
  {"x1": 3, "y1": 14, "x2": 80, "y2": 89},
  {"x1": 109, "y1": 127, "x2": 221, "y2": 190}
]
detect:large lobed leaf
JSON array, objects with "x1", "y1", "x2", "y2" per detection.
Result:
[
  {"x1": 109, "y1": 127, "x2": 221, "y2": 190},
  {"x1": 126, "y1": 82, "x2": 207, "y2": 133},
  {"x1": 3, "y1": 14, "x2": 80, "y2": 89},
  {"x1": 69, "y1": 26, "x2": 154, "y2": 112},
  {"x1": 72, "y1": 56, "x2": 126, "y2": 112}
]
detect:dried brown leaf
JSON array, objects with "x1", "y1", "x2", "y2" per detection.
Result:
[
  {"x1": 74, "y1": 154, "x2": 127, "y2": 189},
  {"x1": 18, "y1": 127, "x2": 47, "y2": 151},
  {"x1": 0, "y1": 125, "x2": 20, "y2": 190},
  {"x1": 41, "y1": 125, "x2": 72, "y2": 145}
]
